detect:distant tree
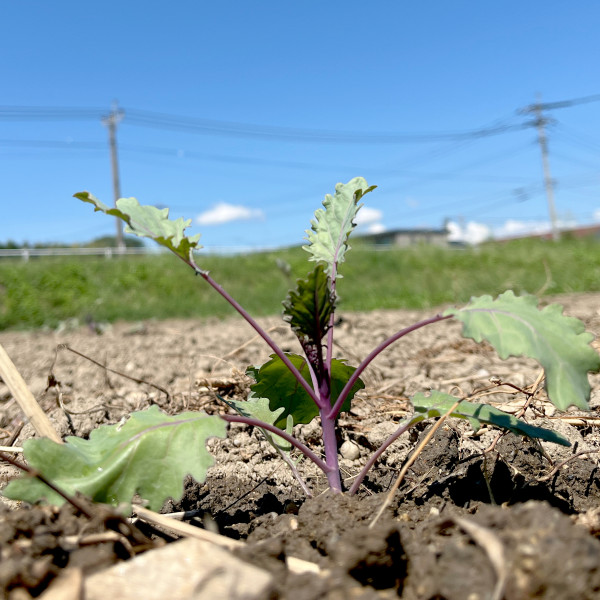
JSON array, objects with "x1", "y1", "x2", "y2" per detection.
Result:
[
  {"x1": 33, "y1": 242, "x2": 65, "y2": 248},
  {"x1": 85, "y1": 235, "x2": 145, "y2": 248},
  {"x1": 0, "y1": 240, "x2": 21, "y2": 249}
]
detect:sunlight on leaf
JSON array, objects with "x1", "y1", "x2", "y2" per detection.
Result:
[
  {"x1": 75, "y1": 192, "x2": 202, "y2": 260},
  {"x1": 445, "y1": 291, "x2": 600, "y2": 410},
  {"x1": 303, "y1": 177, "x2": 376, "y2": 276},
  {"x1": 3, "y1": 406, "x2": 226, "y2": 510}
]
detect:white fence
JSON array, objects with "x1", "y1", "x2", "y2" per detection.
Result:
[
  {"x1": 0, "y1": 245, "x2": 283, "y2": 260},
  {"x1": 0, "y1": 247, "x2": 153, "y2": 261}
]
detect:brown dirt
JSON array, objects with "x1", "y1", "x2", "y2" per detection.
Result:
[{"x1": 1, "y1": 292, "x2": 600, "y2": 598}]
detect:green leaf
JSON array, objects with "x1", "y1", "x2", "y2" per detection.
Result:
[
  {"x1": 75, "y1": 192, "x2": 202, "y2": 260},
  {"x1": 222, "y1": 393, "x2": 293, "y2": 452},
  {"x1": 411, "y1": 391, "x2": 571, "y2": 446},
  {"x1": 247, "y1": 353, "x2": 364, "y2": 428},
  {"x1": 445, "y1": 291, "x2": 600, "y2": 411},
  {"x1": 282, "y1": 264, "x2": 335, "y2": 369},
  {"x1": 303, "y1": 177, "x2": 376, "y2": 276},
  {"x1": 3, "y1": 406, "x2": 226, "y2": 510}
]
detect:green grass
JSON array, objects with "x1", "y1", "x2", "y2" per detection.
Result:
[{"x1": 1, "y1": 237, "x2": 600, "y2": 330}]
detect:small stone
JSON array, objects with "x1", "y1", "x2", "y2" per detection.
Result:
[
  {"x1": 340, "y1": 440, "x2": 360, "y2": 461},
  {"x1": 84, "y1": 537, "x2": 272, "y2": 600},
  {"x1": 39, "y1": 568, "x2": 82, "y2": 600},
  {"x1": 365, "y1": 421, "x2": 398, "y2": 446}
]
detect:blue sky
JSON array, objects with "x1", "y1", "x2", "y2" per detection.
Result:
[{"x1": 2, "y1": 1, "x2": 600, "y2": 249}]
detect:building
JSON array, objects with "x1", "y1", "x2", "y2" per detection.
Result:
[{"x1": 360, "y1": 226, "x2": 450, "y2": 248}]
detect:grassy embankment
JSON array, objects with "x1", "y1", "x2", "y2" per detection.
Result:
[{"x1": 1, "y1": 237, "x2": 599, "y2": 330}]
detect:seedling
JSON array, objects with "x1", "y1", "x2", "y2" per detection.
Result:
[{"x1": 4, "y1": 178, "x2": 599, "y2": 509}]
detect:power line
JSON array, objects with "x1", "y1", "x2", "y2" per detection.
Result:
[
  {"x1": 123, "y1": 108, "x2": 529, "y2": 144},
  {"x1": 0, "y1": 138, "x2": 536, "y2": 182},
  {"x1": 118, "y1": 143, "x2": 368, "y2": 172},
  {"x1": 553, "y1": 124, "x2": 600, "y2": 155},
  {"x1": 517, "y1": 95, "x2": 599, "y2": 241},
  {"x1": 371, "y1": 112, "x2": 527, "y2": 173},
  {"x1": 522, "y1": 93, "x2": 600, "y2": 112},
  {"x1": 0, "y1": 106, "x2": 106, "y2": 120},
  {"x1": 399, "y1": 183, "x2": 544, "y2": 220},
  {"x1": 399, "y1": 167, "x2": 600, "y2": 223},
  {"x1": 514, "y1": 93, "x2": 600, "y2": 241},
  {"x1": 391, "y1": 142, "x2": 536, "y2": 191},
  {"x1": 553, "y1": 172, "x2": 600, "y2": 189},
  {"x1": 1, "y1": 96, "x2": 596, "y2": 148},
  {"x1": 0, "y1": 105, "x2": 529, "y2": 144},
  {"x1": 3, "y1": 98, "x2": 599, "y2": 247},
  {"x1": 0, "y1": 139, "x2": 106, "y2": 150},
  {"x1": 548, "y1": 149, "x2": 600, "y2": 170}
]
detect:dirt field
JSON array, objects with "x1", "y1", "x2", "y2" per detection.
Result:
[{"x1": 1, "y1": 293, "x2": 600, "y2": 598}]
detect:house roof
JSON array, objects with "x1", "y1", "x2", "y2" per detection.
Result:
[{"x1": 360, "y1": 227, "x2": 449, "y2": 240}]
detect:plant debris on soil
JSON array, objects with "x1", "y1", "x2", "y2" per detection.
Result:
[{"x1": 1, "y1": 292, "x2": 600, "y2": 599}]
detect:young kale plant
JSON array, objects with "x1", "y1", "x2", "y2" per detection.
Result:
[{"x1": 4, "y1": 178, "x2": 600, "y2": 509}]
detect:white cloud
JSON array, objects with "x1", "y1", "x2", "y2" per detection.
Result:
[
  {"x1": 196, "y1": 202, "x2": 264, "y2": 226},
  {"x1": 494, "y1": 217, "x2": 577, "y2": 239},
  {"x1": 355, "y1": 206, "x2": 383, "y2": 226},
  {"x1": 367, "y1": 223, "x2": 386, "y2": 234},
  {"x1": 494, "y1": 219, "x2": 551, "y2": 238},
  {"x1": 446, "y1": 221, "x2": 461, "y2": 240},
  {"x1": 355, "y1": 206, "x2": 386, "y2": 234},
  {"x1": 593, "y1": 209, "x2": 600, "y2": 222},
  {"x1": 450, "y1": 217, "x2": 580, "y2": 245},
  {"x1": 447, "y1": 220, "x2": 491, "y2": 245}
]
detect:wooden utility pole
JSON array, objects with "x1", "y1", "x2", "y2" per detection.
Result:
[
  {"x1": 519, "y1": 94, "x2": 600, "y2": 241},
  {"x1": 102, "y1": 101, "x2": 126, "y2": 251},
  {"x1": 521, "y1": 96, "x2": 560, "y2": 241},
  {"x1": 533, "y1": 99, "x2": 560, "y2": 241}
]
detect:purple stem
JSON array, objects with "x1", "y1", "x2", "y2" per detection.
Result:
[
  {"x1": 348, "y1": 417, "x2": 419, "y2": 495},
  {"x1": 315, "y1": 262, "x2": 344, "y2": 491},
  {"x1": 327, "y1": 313, "x2": 453, "y2": 420},
  {"x1": 319, "y1": 411, "x2": 342, "y2": 492},
  {"x1": 325, "y1": 260, "x2": 339, "y2": 375},
  {"x1": 220, "y1": 414, "x2": 331, "y2": 474},
  {"x1": 188, "y1": 257, "x2": 321, "y2": 407},
  {"x1": 318, "y1": 371, "x2": 343, "y2": 492}
]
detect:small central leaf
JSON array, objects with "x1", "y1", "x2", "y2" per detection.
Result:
[
  {"x1": 247, "y1": 353, "x2": 364, "y2": 428},
  {"x1": 282, "y1": 264, "x2": 334, "y2": 371},
  {"x1": 303, "y1": 177, "x2": 376, "y2": 276}
]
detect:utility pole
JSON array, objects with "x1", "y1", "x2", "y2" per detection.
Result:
[
  {"x1": 521, "y1": 95, "x2": 560, "y2": 241},
  {"x1": 102, "y1": 101, "x2": 126, "y2": 251}
]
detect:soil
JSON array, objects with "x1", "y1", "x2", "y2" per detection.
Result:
[{"x1": 1, "y1": 292, "x2": 600, "y2": 599}]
